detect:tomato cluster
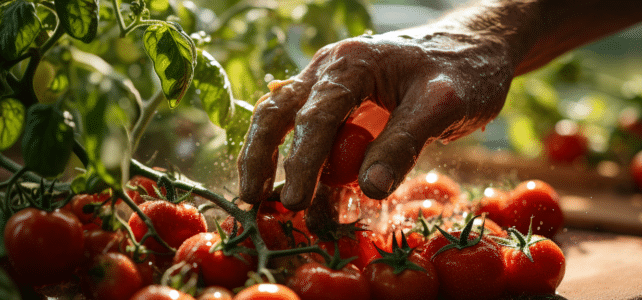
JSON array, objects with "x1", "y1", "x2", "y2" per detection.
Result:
[{"x1": 2, "y1": 170, "x2": 566, "y2": 300}]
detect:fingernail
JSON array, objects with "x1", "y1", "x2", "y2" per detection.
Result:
[{"x1": 364, "y1": 163, "x2": 394, "y2": 195}]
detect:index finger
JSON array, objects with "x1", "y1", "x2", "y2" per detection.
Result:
[{"x1": 236, "y1": 78, "x2": 310, "y2": 205}]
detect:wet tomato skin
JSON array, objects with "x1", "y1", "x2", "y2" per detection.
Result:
[
  {"x1": 503, "y1": 180, "x2": 564, "y2": 238},
  {"x1": 363, "y1": 251, "x2": 439, "y2": 300},
  {"x1": 287, "y1": 262, "x2": 371, "y2": 300},
  {"x1": 128, "y1": 200, "x2": 207, "y2": 253},
  {"x1": 4, "y1": 208, "x2": 84, "y2": 286},
  {"x1": 234, "y1": 284, "x2": 300, "y2": 300},
  {"x1": 81, "y1": 252, "x2": 144, "y2": 300},
  {"x1": 419, "y1": 231, "x2": 505, "y2": 300},
  {"x1": 321, "y1": 123, "x2": 374, "y2": 187},
  {"x1": 173, "y1": 232, "x2": 255, "y2": 290},
  {"x1": 130, "y1": 285, "x2": 196, "y2": 300},
  {"x1": 502, "y1": 238, "x2": 566, "y2": 296}
]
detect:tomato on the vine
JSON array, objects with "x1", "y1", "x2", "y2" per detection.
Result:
[
  {"x1": 234, "y1": 284, "x2": 300, "y2": 300},
  {"x1": 4, "y1": 208, "x2": 84, "y2": 286},
  {"x1": 418, "y1": 216, "x2": 505, "y2": 300},
  {"x1": 82, "y1": 228, "x2": 126, "y2": 260},
  {"x1": 503, "y1": 180, "x2": 564, "y2": 238},
  {"x1": 128, "y1": 200, "x2": 208, "y2": 253},
  {"x1": 81, "y1": 252, "x2": 144, "y2": 300},
  {"x1": 126, "y1": 175, "x2": 166, "y2": 204},
  {"x1": 320, "y1": 122, "x2": 374, "y2": 187},
  {"x1": 63, "y1": 193, "x2": 111, "y2": 226},
  {"x1": 287, "y1": 261, "x2": 371, "y2": 300},
  {"x1": 173, "y1": 232, "x2": 255, "y2": 290},
  {"x1": 130, "y1": 285, "x2": 196, "y2": 300},
  {"x1": 363, "y1": 232, "x2": 439, "y2": 300},
  {"x1": 317, "y1": 227, "x2": 381, "y2": 271}
]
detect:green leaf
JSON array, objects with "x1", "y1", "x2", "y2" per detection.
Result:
[
  {"x1": 0, "y1": 0, "x2": 42, "y2": 62},
  {"x1": 0, "y1": 98, "x2": 25, "y2": 151},
  {"x1": 21, "y1": 103, "x2": 74, "y2": 178},
  {"x1": 55, "y1": 0, "x2": 99, "y2": 43},
  {"x1": 144, "y1": 22, "x2": 196, "y2": 108},
  {"x1": 194, "y1": 50, "x2": 235, "y2": 128},
  {"x1": 262, "y1": 27, "x2": 298, "y2": 81},
  {"x1": 225, "y1": 54, "x2": 259, "y2": 103},
  {"x1": 81, "y1": 92, "x2": 131, "y2": 190},
  {"x1": 225, "y1": 100, "x2": 253, "y2": 156},
  {"x1": 0, "y1": 267, "x2": 20, "y2": 300}
]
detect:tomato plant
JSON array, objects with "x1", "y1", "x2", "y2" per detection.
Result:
[{"x1": 3, "y1": 208, "x2": 84, "y2": 286}]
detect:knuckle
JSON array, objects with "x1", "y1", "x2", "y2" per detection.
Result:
[{"x1": 332, "y1": 38, "x2": 374, "y2": 59}]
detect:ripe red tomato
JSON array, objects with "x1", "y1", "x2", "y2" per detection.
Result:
[
  {"x1": 4, "y1": 208, "x2": 84, "y2": 286},
  {"x1": 63, "y1": 193, "x2": 111, "y2": 225},
  {"x1": 503, "y1": 180, "x2": 564, "y2": 238},
  {"x1": 173, "y1": 232, "x2": 255, "y2": 290},
  {"x1": 347, "y1": 100, "x2": 390, "y2": 138},
  {"x1": 287, "y1": 262, "x2": 371, "y2": 300},
  {"x1": 128, "y1": 200, "x2": 207, "y2": 253},
  {"x1": 83, "y1": 228, "x2": 126, "y2": 259},
  {"x1": 197, "y1": 286, "x2": 234, "y2": 300},
  {"x1": 317, "y1": 228, "x2": 381, "y2": 271},
  {"x1": 130, "y1": 285, "x2": 196, "y2": 300},
  {"x1": 630, "y1": 150, "x2": 642, "y2": 190},
  {"x1": 320, "y1": 122, "x2": 374, "y2": 187},
  {"x1": 363, "y1": 250, "x2": 439, "y2": 300},
  {"x1": 544, "y1": 119, "x2": 588, "y2": 163},
  {"x1": 388, "y1": 171, "x2": 461, "y2": 205},
  {"x1": 419, "y1": 230, "x2": 505, "y2": 300},
  {"x1": 475, "y1": 187, "x2": 509, "y2": 227},
  {"x1": 234, "y1": 284, "x2": 300, "y2": 300},
  {"x1": 81, "y1": 252, "x2": 144, "y2": 300},
  {"x1": 502, "y1": 236, "x2": 566, "y2": 295},
  {"x1": 126, "y1": 175, "x2": 166, "y2": 202},
  {"x1": 223, "y1": 200, "x2": 315, "y2": 251}
]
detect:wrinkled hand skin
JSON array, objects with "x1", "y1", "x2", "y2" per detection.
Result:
[{"x1": 237, "y1": 23, "x2": 514, "y2": 211}]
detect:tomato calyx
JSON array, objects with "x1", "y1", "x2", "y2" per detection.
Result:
[
  {"x1": 210, "y1": 218, "x2": 257, "y2": 264},
  {"x1": 411, "y1": 210, "x2": 444, "y2": 238},
  {"x1": 494, "y1": 218, "x2": 547, "y2": 262},
  {"x1": 370, "y1": 232, "x2": 426, "y2": 275},
  {"x1": 431, "y1": 214, "x2": 486, "y2": 260}
]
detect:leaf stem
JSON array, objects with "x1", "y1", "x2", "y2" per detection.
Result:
[{"x1": 130, "y1": 90, "x2": 164, "y2": 153}]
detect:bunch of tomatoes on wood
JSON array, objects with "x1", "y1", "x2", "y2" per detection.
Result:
[{"x1": 1, "y1": 103, "x2": 567, "y2": 300}]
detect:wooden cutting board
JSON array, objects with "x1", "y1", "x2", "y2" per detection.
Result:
[{"x1": 555, "y1": 229, "x2": 642, "y2": 300}]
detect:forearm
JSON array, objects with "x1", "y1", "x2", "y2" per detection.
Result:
[{"x1": 403, "y1": 0, "x2": 642, "y2": 76}]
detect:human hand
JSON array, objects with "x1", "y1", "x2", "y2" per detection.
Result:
[{"x1": 237, "y1": 27, "x2": 515, "y2": 211}]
